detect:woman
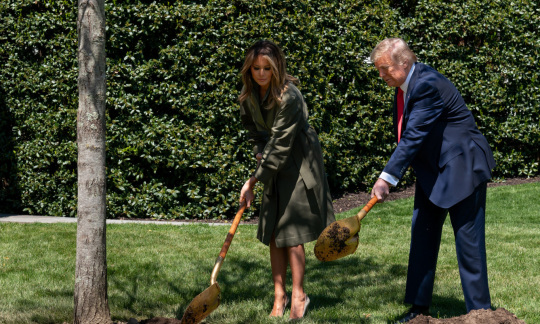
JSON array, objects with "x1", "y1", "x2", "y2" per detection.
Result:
[{"x1": 238, "y1": 40, "x2": 335, "y2": 320}]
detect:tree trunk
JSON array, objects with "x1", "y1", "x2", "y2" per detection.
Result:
[{"x1": 74, "y1": 0, "x2": 112, "y2": 323}]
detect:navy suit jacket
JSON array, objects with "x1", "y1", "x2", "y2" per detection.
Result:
[{"x1": 383, "y1": 63, "x2": 495, "y2": 208}]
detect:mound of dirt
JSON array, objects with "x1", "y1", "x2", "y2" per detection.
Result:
[
  {"x1": 126, "y1": 317, "x2": 180, "y2": 324},
  {"x1": 407, "y1": 308, "x2": 525, "y2": 324}
]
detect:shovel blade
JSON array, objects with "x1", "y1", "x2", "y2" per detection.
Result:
[
  {"x1": 180, "y1": 283, "x2": 220, "y2": 324},
  {"x1": 314, "y1": 216, "x2": 361, "y2": 262}
]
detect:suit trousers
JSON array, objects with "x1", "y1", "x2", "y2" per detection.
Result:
[{"x1": 404, "y1": 182, "x2": 491, "y2": 311}]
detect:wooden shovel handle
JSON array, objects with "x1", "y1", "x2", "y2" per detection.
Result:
[
  {"x1": 218, "y1": 201, "x2": 247, "y2": 260},
  {"x1": 356, "y1": 196, "x2": 379, "y2": 222},
  {"x1": 211, "y1": 201, "x2": 247, "y2": 285}
]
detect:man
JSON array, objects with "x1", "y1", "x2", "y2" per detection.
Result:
[{"x1": 370, "y1": 38, "x2": 495, "y2": 323}]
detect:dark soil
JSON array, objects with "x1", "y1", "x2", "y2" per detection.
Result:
[
  {"x1": 407, "y1": 308, "x2": 525, "y2": 324},
  {"x1": 127, "y1": 318, "x2": 181, "y2": 324}
]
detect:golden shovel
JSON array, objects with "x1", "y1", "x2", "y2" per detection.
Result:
[
  {"x1": 314, "y1": 196, "x2": 378, "y2": 262},
  {"x1": 180, "y1": 201, "x2": 247, "y2": 324}
]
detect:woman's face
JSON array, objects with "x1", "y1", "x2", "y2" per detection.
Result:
[{"x1": 250, "y1": 55, "x2": 272, "y2": 91}]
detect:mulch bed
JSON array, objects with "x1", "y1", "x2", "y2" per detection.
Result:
[
  {"x1": 331, "y1": 176, "x2": 540, "y2": 214},
  {"x1": 130, "y1": 177, "x2": 539, "y2": 225}
]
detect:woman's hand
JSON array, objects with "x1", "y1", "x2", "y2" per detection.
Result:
[
  {"x1": 240, "y1": 176, "x2": 258, "y2": 208},
  {"x1": 255, "y1": 153, "x2": 262, "y2": 167}
]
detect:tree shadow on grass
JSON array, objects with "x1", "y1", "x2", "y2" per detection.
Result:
[
  {"x1": 108, "y1": 261, "x2": 189, "y2": 319},
  {"x1": 166, "y1": 254, "x2": 413, "y2": 323},
  {"x1": 12, "y1": 290, "x2": 73, "y2": 324},
  {"x1": 106, "y1": 243, "x2": 464, "y2": 323}
]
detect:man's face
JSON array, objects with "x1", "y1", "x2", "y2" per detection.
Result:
[{"x1": 374, "y1": 52, "x2": 409, "y2": 87}]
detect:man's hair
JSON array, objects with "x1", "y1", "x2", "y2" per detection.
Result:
[{"x1": 370, "y1": 38, "x2": 417, "y2": 66}]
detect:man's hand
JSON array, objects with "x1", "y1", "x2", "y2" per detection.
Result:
[
  {"x1": 371, "y1": 178, "x2": 391, "y2": 202},
  {"x1": 240, "y1": 176, "x2": 258, "y2": 208}
]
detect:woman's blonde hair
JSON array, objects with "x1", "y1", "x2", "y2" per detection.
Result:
[{"x1": 238, "y1": 40, "x2": 298, "y2": 108}]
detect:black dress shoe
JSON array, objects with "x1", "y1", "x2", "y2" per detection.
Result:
[{"x1": 394, "y1": 305, "x2": 429, "y2": 323}]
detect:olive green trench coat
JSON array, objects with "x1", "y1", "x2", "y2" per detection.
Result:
[{"x1": 240, "y1": 83, "x2": 335, "y2": 248}]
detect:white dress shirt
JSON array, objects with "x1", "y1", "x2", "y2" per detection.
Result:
[{"x1": 379, "y1": 63, "x2": 416, "y2": 186}]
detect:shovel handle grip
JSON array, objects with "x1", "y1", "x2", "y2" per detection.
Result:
[
  {"x1": 356, "y1": 196, "x2": 379, "y2": 222},
  {"x1": 363, "y1": 196, "x2": 379, "y2": 213}
]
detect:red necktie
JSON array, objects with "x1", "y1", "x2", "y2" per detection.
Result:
[{"x1": 397, "y1": 88, "x2": 404, "y2": 142}]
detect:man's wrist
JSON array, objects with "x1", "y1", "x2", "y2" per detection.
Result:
[{"x1": 379, "y1": 171, "x2": 399, "y2": 186}]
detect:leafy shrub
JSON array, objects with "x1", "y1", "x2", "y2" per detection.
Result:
[
  {"x1": 398, "y1": 0, "x2": 540, "y2": 179},
  {"x1": 0, "y1": 0, "x2": 537, "y2": 219}
]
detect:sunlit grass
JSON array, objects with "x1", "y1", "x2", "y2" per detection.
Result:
[{"x1": 0, "y1": 182, "x2": 538, "y2": 323}]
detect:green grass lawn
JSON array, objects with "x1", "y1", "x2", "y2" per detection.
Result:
[{"x1": 1, "y1": 182, "x2": 538, "y2": 323}]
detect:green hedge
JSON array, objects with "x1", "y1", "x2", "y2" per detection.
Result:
[
  {"x1": 0, "y1": 0, "x2": 538, "y2": 219},
  {"x1": 398, "y1": 0, "x2": 540, "y2": 178}
]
